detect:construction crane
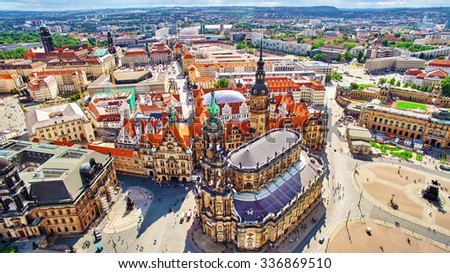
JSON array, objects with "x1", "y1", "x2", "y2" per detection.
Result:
[
  {"x1": 167, "y1": 78, "x2": 177, "y2": 93},
  {"x1": 110, "y1": 70, "x2": 117, "y2": 98},
  {"x1": 76, "y1": 77, "x2": 84, "y2": 108}
]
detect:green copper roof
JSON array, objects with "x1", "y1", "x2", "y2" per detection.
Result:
[
  {"x1": 207, "y1": 89, "x2": 220, "y2": 117},
  {"x1": 39, "y1": 22, "x2": 47, "y2": 28},
  {"x1": 168, "y1": 106, "x2": 176, "y2": 125}
]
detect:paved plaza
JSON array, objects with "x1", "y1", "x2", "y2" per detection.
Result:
[
  {"x1": 57, "y1": 175, "x2": 198, "y2": 253},
  {"x1": 355, "y1": 163, "x2": 450, "y2": 234},
  {"x1": 328, "y1": 218, "x2": 448, "y2": 253}
]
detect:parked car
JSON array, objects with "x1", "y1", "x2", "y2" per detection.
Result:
[{"x1": 439, "y1": 164, "x2": 450, "y2": 172}]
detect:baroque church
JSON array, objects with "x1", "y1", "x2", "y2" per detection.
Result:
[{"x1": 195, "y1": 41, "x2": 326, "y2": 251}]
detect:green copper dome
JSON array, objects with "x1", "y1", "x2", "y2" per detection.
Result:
[{"x1": 207, "y1": 89, "x2": 220, "y2": 117}]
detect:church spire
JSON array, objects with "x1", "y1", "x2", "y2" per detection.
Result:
[
  {"x1": 207, "y1": 89, "x2": 220, "y2": 117},
  {"x1": 168, "y1": 106, "x2": 176, "y2": 125}
]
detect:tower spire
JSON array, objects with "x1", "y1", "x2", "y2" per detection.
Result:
[
  {"x1": 207, "y1": 89, "x2": 220, "y2": 117},
  {"x1": 257, "y1": 37, "x2": 264, "y2": 70},
  {"x1": 168, "y1": 105, "x2": 176, "y2": 125}
]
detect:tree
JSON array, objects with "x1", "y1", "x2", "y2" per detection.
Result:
[
  {"x1": 345, "y1": 43, "x2": 357, "y2": 51},
  {"x1": 213, "y1": 77, "x2": 229, "y2": 88},
  {"x1": 389, "y1": 78, "x2": 396, "y2": 85},
  {"x1": 382, "y1": 38, "x2": 389, "y2": 47},
  {"x1": 326, "y1": 74, "x2": 332, "y2": 84},
  {"x1": 427, "y1": 86, "x2": 433, "y2": 92},
  {"x1": 312, "y1": 54, "x2": 327, "y2": 62},
  {"x1": 297, "y1": 35, "x2": 305, "y2": 43},
  {"x1": 356, "y1": 50, "x2": 364, "y2": 63},
  {"x1": 411, "y1": 83, "x2": 417, "y2": 89},
  {"x1": 350, "y1": 82, "x2": 359, "y2": 90},
  {"x1": 394, "y1": 33, "x2": 401, "y2": 38},
  {"x1": 419, "y1": 52, "x2": 425, "y2": 59},
  {"x1": 396, "y1": 80, "x2": 401, "y2": 87},
  {"x1": 419, "y1": 85, "x2": 425, "y2": 91},
  {"x1": 236, "y1": 42, "x2": 246, "y2": 50},
  {"x1": 336, "y1": 53, "x2": 343, "y2": 62},
  {"x1": 378, "y1": 78, "x2": 387, "y2": 85},
  {"x1": 344, "y1": 51, "x2": 353, "y2": 61},
  {"x1": 332, "y1": 70, "x2": 342, "y2": 81},
  {"x1": 441, "y1": 76, "x2": 450, "y2": 97},
  {"x1": 403, "y1": 82, "x2": 409, "y2": 88}
]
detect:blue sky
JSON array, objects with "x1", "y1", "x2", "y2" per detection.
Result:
[{"x1": 0, "y1": 0, "x2": 448, "y2": 11}]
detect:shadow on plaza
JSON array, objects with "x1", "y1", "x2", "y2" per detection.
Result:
[{"x1": 118, "y1": 174, "x2": 192, "y2": 239}]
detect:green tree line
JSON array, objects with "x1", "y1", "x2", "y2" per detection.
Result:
[
  {"x1": 0, "y1": 48, "x2": 27, "y2": 59},
  {"x1": 0, "y1": 31, "x2": 80, "y2": 48}
]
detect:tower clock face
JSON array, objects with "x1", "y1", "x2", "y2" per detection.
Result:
[
  {"x1": 253, "y1": 90, "x2": 257, "y2": 94},
  {"x1": 261, "y1": 90, "x2": 266, "y2": 95}
]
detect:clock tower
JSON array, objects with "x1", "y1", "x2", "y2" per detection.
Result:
[{"x1": 249, "y1": 38, "x2": 270, "y2": 136}]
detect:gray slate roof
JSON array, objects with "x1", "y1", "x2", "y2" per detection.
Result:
[{"x1": 229, "y1": 130, "x2": 299, "y2": 169}]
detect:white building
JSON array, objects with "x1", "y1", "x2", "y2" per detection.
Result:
[{"x1": 27, "y1": 75, "x2": 58, "y2": 102}]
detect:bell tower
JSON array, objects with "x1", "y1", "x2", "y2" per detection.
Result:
[
  {"x1": 39, "y1": 23, "x2": 55, "y2": 53},
  {"x1": 249, "y1": 38, "x2": 269, "y2": 136},
  {"x1": 200, "y1": 89, "x2": 229, "y2": 192},
  {"x1": 196, "y1": 89, "x2": 235, "y2": 243}
]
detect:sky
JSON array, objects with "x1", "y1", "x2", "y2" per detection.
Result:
[{"x1": 0, "y1": 0, "x2": 448, "y2": 11}]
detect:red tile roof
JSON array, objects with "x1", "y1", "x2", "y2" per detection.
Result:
[
  {"x1": 87, "y1": 144, "x2": 136, "y2": 157},
  {"x1": 428, "y1": 59, "x2": 450, "y2": 68},
  {"x1": 404, "y1": 69, "x2": 423, "y2": 76}
]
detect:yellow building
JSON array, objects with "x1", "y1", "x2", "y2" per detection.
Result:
[
  {"x1": 249, "y1": 47, "x2": 270, "y2": 137},
  {"x1": 87, "y1": 145, "x2": 145, "y2": 176},
  {"x1": 359, "y1": 103, "x2": 450, "y2": 149},
  {"x1": 0, "y1": 61, "x2": 47, "y2": 77},
  {"x1": 197, "y1": 127, "x2": 324, "y2": 250},
  {"x1": 0, "y1": 140, "x2": 118, "y2": 239},
  {"x1": 0, "y1": 74, "x2": 25, "y2": 93},
  {"x1": 182, "y1": 53, "x2": 195, "y2": 75},
  {"x1": 25, "y1": 103, "x2": 95, "y2": 143}
]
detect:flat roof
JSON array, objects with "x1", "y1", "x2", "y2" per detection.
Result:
[
  {"x1": 229, "y1": 129, "x2": 300, "y2": 169},
  {"x1": 113, "y1": 71, "x2": 149, "y2": 81}
]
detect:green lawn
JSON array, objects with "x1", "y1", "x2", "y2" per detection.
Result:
[
  {"x1": 396, "y1": 101, "x2": 427, "y2": 111},
  {"x1": 370, "y1": 141, "x2": 418, "y2": 161},
  {"x1": 357, "y1": 84, "x2": 376, "y2": 90}
]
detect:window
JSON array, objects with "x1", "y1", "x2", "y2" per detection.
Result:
[{"x1": 72, "y1": 226, "x2": 76, "y2": 231}]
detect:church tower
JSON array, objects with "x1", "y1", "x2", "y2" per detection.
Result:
[
  {"x1": 39, "y1": 23, "x2": 55, "y2": 53},
  {"x1": 107, "y1": 31, "x2": 116, "y2": 54},
  {"x1": 196, "y1": 89, "x2": 235, "y2": 243},
  {"x1": 249, "y1": 38, "x2": 269, "y2": 136}
]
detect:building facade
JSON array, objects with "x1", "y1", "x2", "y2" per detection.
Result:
[
  {"x1": 359, "y1": 104, "x2": 450, "y2": 149},
  {"x1": 25, "y1": 103, "x2": 95, "y2": 143},
  {"x1": 196, "y1": 128, "x2": 324, "y2": 251},
  {"x1": 0, "y1": 140, "x2": 118, "y2": 240},
  {"x1": 29, "y1": 70, "x2": 88, "y2": 94},
  {"x1": 0, "y1": 74, "x2": 25, "y2": 93},
  {"x1": 27, "y1": 75, "x2": 59, "y2": 102}
]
